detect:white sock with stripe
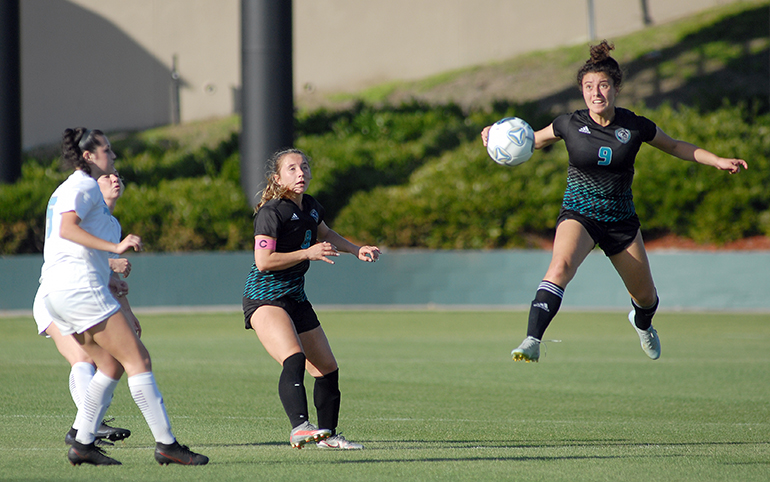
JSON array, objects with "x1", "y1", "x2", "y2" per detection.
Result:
[
  {"x1": 69, "y1": 362, "x2": 95, "y2": 410},
  {"x1": 74, "y1": 370, "x2": 119, "y2": 444},
  {"x1": 128, "y1": 372, "x2": 175, "y2": 444}
]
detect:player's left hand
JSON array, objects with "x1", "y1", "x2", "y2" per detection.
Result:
[
  {"x1": 109, "y1": 258, "x2": 132, "y2": 277},
  {"x1": 109, "y1": 277, "x2": 129, "y2": 297},
  {"x1": 358, "y1": 246, "x2": 381, "y2": 262},
  {"x1": 715, "y1": 157, "x2": 748, "y2": 174}
]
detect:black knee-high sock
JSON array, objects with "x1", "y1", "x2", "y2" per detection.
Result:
[
  {"x1": 631, "y1": 296, "x2": 659, "y2": 331},
  {"x1": 314, "y1": 369, "x2": 340, "y2": 435},
  {"x1": 526, "y1": 280, "x2": 564, "y2": 340},
  {"x1": 279, "y1": 353, "x2": 308, "y2": 429}
]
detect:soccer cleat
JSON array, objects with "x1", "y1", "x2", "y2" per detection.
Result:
[
  {"x1": 65, "y1": 419, "x2": 130, "y2": 446},
  {"x1": 68, "y1": 440, "x2": 122, "y2": 466},
  {"x1": 316, "y1": 434, "x2": 364, "y2": 450},
  {"x1": 628, "y1": 310, "x2": 661, "y2": 360},
  {"x1": 511, "y1": 336, "x2": 541, "y2": 362},
  {"x1": 290, "y1": 421, "x2": 331, "y2": 449},
  {"x1": 96, "y1": 418, "x2": 131, "y2": 442},
  {"x1": 65, "y1": 427, "x2": 77, "y2": 446},
  {"x1": 154, "y1": 440, "x2": 209, "y2": 466}
]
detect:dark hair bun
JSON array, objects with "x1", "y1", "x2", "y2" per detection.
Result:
[{"x1": 589, "y1": 40, "x2": 615, "y2": 64}]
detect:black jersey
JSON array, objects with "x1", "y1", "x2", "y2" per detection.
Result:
[
  {"x1": 552, "y1": 108, "x2": 657, "y2": 222},
  {"x1": 243, "y1": 194, "x2": 325, "y2": 302}
]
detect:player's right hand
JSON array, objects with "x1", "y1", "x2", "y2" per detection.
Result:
[
  {"x1": 481, "y1": 126, "x2": 491, "y2": 146},
  {"x1": 116, "y1": 234, "x2": 143, "y2": 254}
]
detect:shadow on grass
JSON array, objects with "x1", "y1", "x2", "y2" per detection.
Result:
[{"x1": 209, "y1": 437, "x2": 769, "y2": 451}]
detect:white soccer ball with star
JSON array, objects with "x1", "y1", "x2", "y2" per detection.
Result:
[{"x1": 486, "y1": 117, "x2": 535, "y2": 166}]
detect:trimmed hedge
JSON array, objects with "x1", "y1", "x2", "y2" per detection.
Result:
[
  {"x1": 1, "y1": 100, "x2": 767, "y2": 254},
  {"x1": 332, "y1": 102, "x2": 770, "y2": 248}
]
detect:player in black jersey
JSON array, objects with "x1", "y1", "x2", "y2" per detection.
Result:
[
  {"x1": 242, "y1": 148, "x2": 380, "y2": 449},
  {"x1": 482, "y1": 40, "x2": 747, "y2": 363}
]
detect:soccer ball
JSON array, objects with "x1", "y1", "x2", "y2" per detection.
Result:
[{"x1": 486, "y1": 117, "x2": 535, "y2": 166}]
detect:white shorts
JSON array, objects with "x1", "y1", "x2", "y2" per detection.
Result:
[
  {"x1": 43, "y1": 285, "x2": 121, "y2": 336},
  {"x1": 32, "y1": 288, "x2": 54, "y2": 336}
]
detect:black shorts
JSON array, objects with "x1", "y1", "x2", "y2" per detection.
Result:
[
  {"x1": 556, "y1": 209, "x2": 640, "y2": 257},
  {"x1": 242, "y1": 296, "x2": 321, "y2": 334}
]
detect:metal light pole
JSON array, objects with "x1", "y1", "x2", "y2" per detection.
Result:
[
  {"x1": 0, "y1": 0, "x2": 21, "y2": 184},
  {"x1": 240, "y1": 0, "x2": 294, "y2": 206}
]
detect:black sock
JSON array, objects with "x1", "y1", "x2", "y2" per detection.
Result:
[
  {"x1": 526, "y1": 281, "x2": 564, "y2": 340},
  {"x1": 279, "y1": 353, "x2": 308, "y2": 428},
  {"x1": 632, "y1": 296, "x2": 659, "y2": 331},
  {"x1": 314, "y1": 369, "x2": 340, "y2": 435}
]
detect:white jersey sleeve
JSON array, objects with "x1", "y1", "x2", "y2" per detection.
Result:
[{"x1": 39, "y1": 170, "x2": 116, "y2": 293}]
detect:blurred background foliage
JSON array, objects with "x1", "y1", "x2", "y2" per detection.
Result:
[{"x1": 1, "y1": 1, "x2": 768, "y2": 254}]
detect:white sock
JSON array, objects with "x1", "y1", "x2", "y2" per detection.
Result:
[
  {"x1": 128, "y1": 372, "x2": 175, "y2": 445},
  {"x1": 74, "y1": 370, "x2": 119, "y2": 444},
  {"x1": 69, "y1": 362, "x2": 95, "y2": 410}
]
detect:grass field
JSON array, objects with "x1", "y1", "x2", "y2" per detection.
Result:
[{"x1": 1, "y1": 310, "x2": 768, "y2": 481}]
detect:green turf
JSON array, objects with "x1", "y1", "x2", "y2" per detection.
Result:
[{"x1": 1, "y1": 310, "x2": 768, "y2": 481}]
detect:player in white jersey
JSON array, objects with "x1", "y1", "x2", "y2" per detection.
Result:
[
  {"x1": 38, "y1": 127, "x2": 208, "y2": 466},
  {"x1": 33, "y1": 170, "x2": 137, "y2": 446}
]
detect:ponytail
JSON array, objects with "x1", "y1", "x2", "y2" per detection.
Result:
[
  {"x1": 255, "y1": 148, "x2": 310, "y2": 212},
  {"x1": 61, "y1": 127, "x2": 105, "y2": 173}
]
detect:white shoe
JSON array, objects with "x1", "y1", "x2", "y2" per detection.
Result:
[
  {"x1": 628, "y1": 310, "x2": 661, "y2": 360},
  {"x1": 317, "y1": 434, "x2": 363, "y2": 450},
  {"x1": 511, "y1": 336, "x2": 541, "y2": 362}
]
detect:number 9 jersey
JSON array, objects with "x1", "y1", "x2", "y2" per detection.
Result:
[{"x1": 553, "y1": 107, "x2": 657, "y2": 223}]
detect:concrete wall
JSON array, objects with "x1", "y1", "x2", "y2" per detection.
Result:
[
  {"x1": 20, "y1": 0, "x2": 744, "y2": 148},
  {"x1": 2, "y1": 250, "x2": 768, "y2": 315},
  {"x1": 21, "y1": 0, "x2": 240, "y2": 148},
  {"x1": 293, "y1": 0, "x2": 742, "y2": 94}
]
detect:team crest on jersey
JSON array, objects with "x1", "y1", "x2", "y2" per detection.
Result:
[
  {"x1": 615, "y1": 128, "x2": 631, "y2": 144},
  {"x1": 309, "y1": 209, "x2": 319, "y2": 223}
]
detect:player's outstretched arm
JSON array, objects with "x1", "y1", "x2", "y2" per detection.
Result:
[
  {"x1": 317, "y1": 221, "x2": 380, "y2": 262},
  {"x1": 648, "y1": 127, "x2": 748, "y2": 174}
]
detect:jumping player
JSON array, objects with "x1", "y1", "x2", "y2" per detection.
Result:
[
  {"x1": 481, "y1": 40, "x2": 747, "y2": 362},
  {"x1": 242, "y1": 148, "x2": 380, "y2": 450}
]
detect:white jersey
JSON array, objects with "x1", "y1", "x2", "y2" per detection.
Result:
[
  {"x1": 106, "y1": 215, "x2": 122, "y2": 259},
  {"x1": 38, "y1": 170, "x2": 116, "y2": 295}
]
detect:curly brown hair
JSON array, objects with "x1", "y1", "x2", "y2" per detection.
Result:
[
  {"x1": 576, "y1": 40, "x2": 623, "y2": 90},
  {"x1": 254, "y1": 148, "x2": 311, "y2": 212}
]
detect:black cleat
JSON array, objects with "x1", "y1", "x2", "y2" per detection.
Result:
[
  {"x1": 68, "y1": 440, "x2": 122, "y2": 466},
  {"x1": 64, "y1": 427, "x2": 77, "y2": 446},
  {"x1": 65, "y1": 419, "x2": 130, "y2": 445},
  {"x1": 154, "y1": 440, "x2": 209, "y2": 466},
  {"x1": 95, "y1": 418, "x2": 131, "y2": 442}
]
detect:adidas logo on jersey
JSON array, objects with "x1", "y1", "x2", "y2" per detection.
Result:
[
  {"x1": 290, "y1": 213, "x2": 299, "y2": 221},
  {"x1": 578, "y1": 125, "x2": 591, "y2": 135}
]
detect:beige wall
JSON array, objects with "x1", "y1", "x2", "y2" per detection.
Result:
[
  {"x1": 21, "y1": 0, "x2": 741, "y2": 148},
  {"x1": 21, "y1": 0, "x2": 240, "y2": 148},
  {"x1": 294, "y1": 0, "x2": 741, "y2": 94}
]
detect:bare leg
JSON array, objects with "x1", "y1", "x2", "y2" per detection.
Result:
[
  {"x1": 543, "y1": 219, "x2": 597, "y2": 287},
  {"x1": 609, "y1": 230, "x2": 657, "y2": 307}
]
